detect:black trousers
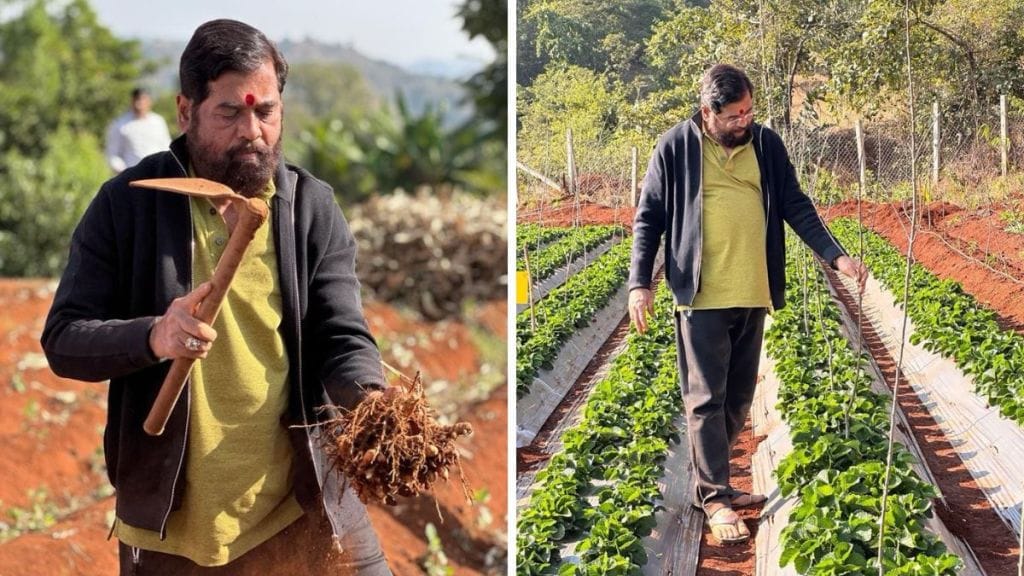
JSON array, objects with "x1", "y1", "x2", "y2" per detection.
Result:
[{"x1": 674, "y1": 307, "x2": 767, "y2": 514}]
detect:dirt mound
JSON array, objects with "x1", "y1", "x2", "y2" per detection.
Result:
[
  {"x1": 350, "y1": 191, "x2": 508, "y2": 321},
  {"x1": 517, "y1": 202, "x2": 637, "y2": 228},
  {"x1": 823, "y1": 200, "x2": 1024, "y2": 331}
]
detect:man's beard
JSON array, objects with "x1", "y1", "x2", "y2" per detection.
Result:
[
  {"x1": 187, "y1": 122, "x2": 281, "y2": 198},
  {"x1": 709, "y1": 124, "x2": 753, "y2": 148}
]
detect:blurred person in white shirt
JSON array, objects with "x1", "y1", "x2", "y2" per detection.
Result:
[{"x1": 105, "y1": 87, "x2": 171, "y2": 173}]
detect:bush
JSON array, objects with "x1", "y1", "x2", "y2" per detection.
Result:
[
  {"x1": 0, "y1": 129, "x2": 108, "y2": 277},
  {"x1": 348, "y1": 190, "x2": 507, "y2": 320}
]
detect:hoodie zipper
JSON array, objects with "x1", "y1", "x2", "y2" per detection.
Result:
[
  {"x1": 290, "y1": 197, "x2": 315, "y2": 475},
  {"x1": 759, "y1": 126, "x2": 770, "y2": 237},
  {"x1": 759, "y1": 127, "x2": 773, "y2": 312},
  {"x1": 285, "y1": 187, "x2": 343, "y2": 540},
  {"x1": 158, "y1": 148, "x2": 193, "y2": 540},
  {"x1": 691, "y1": 125, "x2": 703, "y2": 306}
]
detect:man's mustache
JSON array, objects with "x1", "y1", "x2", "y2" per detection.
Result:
[{"x1": 229, "y1": 141, "x2": 271, "y2": 157}]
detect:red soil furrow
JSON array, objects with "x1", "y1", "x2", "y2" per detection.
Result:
[
  {"x1": 696, "y1": 421, "x2": 763, "y2": 575},
  {"x1": 824, "y1": 262, "x2": 1019, "y2": 573},
  {"x1": 823, "y1": 200, "x2": 1024, "y2": 331}
]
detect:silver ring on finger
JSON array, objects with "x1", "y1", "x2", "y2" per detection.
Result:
[{"x1": 185, "y1": 336, "x2": 203, "y2": 352}]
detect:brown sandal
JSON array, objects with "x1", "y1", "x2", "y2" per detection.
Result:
[{"x1": 730, "y1": 491, "x2": 767, "y2": 509}]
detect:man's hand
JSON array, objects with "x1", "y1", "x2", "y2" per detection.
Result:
[
  {"x1": 835, "y1": 255, "x2": 868, "y2": 293},
  {"x1": 629, "y1": 288, "x2": 655, "y2": 334},
  {"x1": 149, "y1": 282, "x2": 218, "y2": 360}
]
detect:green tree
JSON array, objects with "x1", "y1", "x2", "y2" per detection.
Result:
[
  {"x1": 0, "y1": 0, "x2": 144, "y2": 276},
  {"x1": 300, "y1": 95, "x2": 502, "y2": 205},
  {"x1": 643, "y1": 0, "x2": 861, "y2": 129},
  {"x1": 518, "y1": 0, "x2": 1024, "y2": 198},
  {"x1": 0, "y1": 0, "x2": 143, "y2": 155},
  {"x1": 909, "y1": 0, "x2": 1024, "y2": 129},
  {"x1": 642, "y1": 3, "x2": 731, "y2": 121},
  {"x1": 458, "y1": 0, "x2": 508, "y2": 140},
  {"x1": 518, "y1": 0, "x2": 671, "y2": 88},
  {"x1": 0, "y1": 129, "x2": 108, "y2": 276},
  {"x1": 819, "y1": 0, "x2": 942, "y2": 119},
  {"x1": 517, "y1": 64, "x2": 630, "y2": 175},
  {"x1": 282, "y1": 61, "x2": 378, "y2": 157}
]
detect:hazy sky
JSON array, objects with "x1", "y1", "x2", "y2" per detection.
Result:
[{"x1": 87, "y1": 0, "x2": 495, "y2": 67}]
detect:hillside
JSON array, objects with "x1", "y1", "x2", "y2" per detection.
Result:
[{"x1": 139, "y1": 37, "x2": 473, "y2": 122}]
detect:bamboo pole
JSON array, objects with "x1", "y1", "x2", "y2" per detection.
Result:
[
  {"x1": 1002, "y1": 94, "x2": 1009, "y2": 177},
  {"x1": 878, "y1": 2, "x2": 922, "y2": 572},
  {"x1": 630, "y1": 146, "x2": 638, "y2": 207},
  {"x1": 932, "y1": 101, "x2": 940, "y2": 185},
  {"x1": 522, "y1": 247, "x2": 536, "y2": 333}
]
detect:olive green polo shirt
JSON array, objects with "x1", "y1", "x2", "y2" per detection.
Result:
[
  {"x1": 683, "y1": 131, "x2": 772, "y2": 310},
  {"x1": 115, "y1": 180, "x2": 303, "y2": 566}
]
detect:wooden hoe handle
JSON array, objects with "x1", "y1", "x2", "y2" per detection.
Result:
[{"x1": 142, "y1": 194, "x2": 269, "y2": 435}]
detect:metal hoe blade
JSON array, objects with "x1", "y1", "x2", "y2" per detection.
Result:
[{"x1": 130, "y1": 178, "x2": 245, "y2": 201}]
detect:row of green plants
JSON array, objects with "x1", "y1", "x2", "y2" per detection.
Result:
[
  {"x1": 766, "y1": 239, "x2": 960, "y2": 575},
  {"x1": 517, "y1": 283, "x2": 682, "y2": 575},
  {"x1": 516, "y1": 223, "x2": 572, "y2": 250},
  {"x1": 518, "y1": 225, "x2": 623, "y2": 285},
  {"x1": 832, "y1": 218, "x2": 1024, "y2": 424},
  {"x1": 516, "y1": 239, "x2": 632, "y2": 397}
]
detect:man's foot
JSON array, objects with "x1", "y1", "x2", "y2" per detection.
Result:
[
  {"x1": 707, "y1": 507, "x2": 750, "y2": 545},
  {"x1": 730, "y1": 491, "x2": 766, "y2": 509},
  {"x1": 690, "y1": 491, "x2": 767, "y2": 512}
]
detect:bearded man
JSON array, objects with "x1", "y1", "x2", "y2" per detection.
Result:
[
  {"x1": 628, "y1": 63, "x2": 867, "y2": 545},
  {"x1": 43, "y1": 19, "x2": 391, "y2": 575}
]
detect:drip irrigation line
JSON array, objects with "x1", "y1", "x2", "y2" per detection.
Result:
[{"x1": 882, "y1": 199, "x2": 1024, "y2": 289}]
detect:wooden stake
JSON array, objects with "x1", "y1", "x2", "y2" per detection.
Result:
[
  {"x1": 1001, "y1": 94, "x2": 1009, "y2": 177},
  {"x1": 566, "y1": 128, "x2": 577, "y2": 199},
  {"x1": 522, "y1": 247, "x2": 536, "y2": 333},
  {"x1": 630, "y1": 146, "x2": 638, "y2": 207},
  {"x1": 932, "y1": 101, "x2": 940, "y2": 185}
]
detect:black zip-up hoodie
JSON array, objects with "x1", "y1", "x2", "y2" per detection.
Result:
[
  {"x1": 629, "y1": 113, "x2": 847, "y2": 309},
  {"x1": 41, "y1": 135, "x2": 385, "y2": 540}
]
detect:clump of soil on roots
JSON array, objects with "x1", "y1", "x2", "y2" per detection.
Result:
[{"x1": 319, "y1": 366, "x2": 474, "y2": 507}]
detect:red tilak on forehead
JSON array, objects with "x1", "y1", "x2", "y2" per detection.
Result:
[{"x1": 245, "y1": 93, "x2": 255, "y2": 107}]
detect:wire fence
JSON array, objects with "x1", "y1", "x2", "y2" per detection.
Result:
[
  {"x1": 781, "y1": 103, "x2": 1024, "y2": 208},
  {"x1": 516, "y1": 89, "x2": 1024, "y2": 206},
  {"x1": 515, "y1": 128, "x2": 638, "y2": 214},
  {"x1": 518, "y1": 107, "x2": 1024, "y2": 208},
  {"x1": 516, "y1": 100, "x2": 1024, "y2": 285}
]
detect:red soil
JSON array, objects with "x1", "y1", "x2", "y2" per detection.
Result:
[
  {"x1": 0, "y1": 280, "x2": 506, "y2": 576},
  {"x1": 0, "y1": 496, "x2": 118, "y2": 575},
  {"x1": 823, "y1": 200, "x2": 1024, "y2": 331},
  {"x1": 0, "y1": 281, "x2": 108, "y2": 512},
  {"x1": 696, "y1": 421, "x2": 763, "y2": 576},
  {"x1": 824, "y1": 262, "x2": 1019, "y2": 574},
  {"x1": 515, "y1": 311, "x2": 632, "y2": 476},
  {"x1": 544, "y1": 198, "x2": 1024, "y2": 573},
  {"x1": 517, "y1": 203, "x2": 637, "y2": 229},
  {"x1": 364, "y1": 301, "x2": 484, "y2": 384}
]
